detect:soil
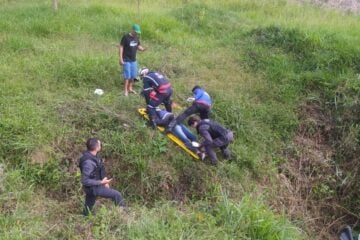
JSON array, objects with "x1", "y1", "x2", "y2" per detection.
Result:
[
  {"x1": 276, "y1": 101, "x2": 340, "y2": 238},
  {"x1": 300, "y1": 0, "x2": 360, "y2": 12}
]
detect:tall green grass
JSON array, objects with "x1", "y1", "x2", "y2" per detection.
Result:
[
  {"x1": 0, "y1": 167, "x2": 303, "y2": 239},
  {"x1": 127, "y1": 192, "x2": 303, "y2": 239}
]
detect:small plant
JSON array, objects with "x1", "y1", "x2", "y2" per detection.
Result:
[{"x1": 152, "y1": 136, "x2": 168, "y2": 154}]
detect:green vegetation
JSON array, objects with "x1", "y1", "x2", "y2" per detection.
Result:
[{"x1": 1, "y1": 0, "x2": 359, "y2": 239}]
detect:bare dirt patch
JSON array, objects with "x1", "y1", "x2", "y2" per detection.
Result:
[
  {"x1": 299, "y1": 0, "x2": 360, "y2": 13},
  {"x1": 275, "y1": 101, "x2": 355, "y2": 239},
  {"x1": 31, "y1": 148, "x2": 49, "y2": 165}
]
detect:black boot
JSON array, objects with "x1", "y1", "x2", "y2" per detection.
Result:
[
  {"x1": 222, "y1": 148, "x2": 232, "y2": 160},
  {"x1": 149, "y1": 118, "x2": 157, "y2": 129}
]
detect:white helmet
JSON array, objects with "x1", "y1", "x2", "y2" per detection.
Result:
[{"x1": 139, "y1": 67, "x2": 149, "y2": 77}]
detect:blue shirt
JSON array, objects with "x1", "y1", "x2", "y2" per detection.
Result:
[{"x1": 193, "y1": 88, "x2": 211, "y2": 106}]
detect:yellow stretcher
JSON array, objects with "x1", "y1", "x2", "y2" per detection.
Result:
[{"x1": 138, "y1": 108, "x2": 199, "y2": 160}]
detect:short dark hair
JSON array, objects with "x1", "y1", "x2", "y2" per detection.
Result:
[
  {"x1": 192, "y1": 85, "x2": 201, "y2": 93},
  {"x1": 86, "y1": 138, "x2": 99, "y2": 151},
  {"x1": 187, "y1": 116, "x2": 200, "y2": 126}
]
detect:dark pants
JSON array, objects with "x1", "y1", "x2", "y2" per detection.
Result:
[
  {"x1": 156, "y1": 112, "x2": 174, "y2": 127},
  {"x1": 204, "y1": 132, "x2": 233, "y2": 165},
  {"x1": 175, "y1": 103, "x2": 210, "y2": 125},
  {"x1": 83, "y1": 185, "x2": 126, "y2": 215},
  {"x1": 147, "y1": 90, "x2": 173, "y2": 125}
]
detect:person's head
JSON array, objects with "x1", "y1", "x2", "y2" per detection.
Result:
[
  {"x1": 187, "y1": 116, "x2": 200, "y2": 128},
  {"x1": 139, "y1": 67, "x2": 149, "y2": 79},
  {"x1": 131, "y1": 24, "x2": 141, "y2": 35},
  {"x1": 192, "y1": 85, "x2": 202, "y2": 93},
  {"x1": 86, "y1": 138, "x2": 101, "y2": 153}
]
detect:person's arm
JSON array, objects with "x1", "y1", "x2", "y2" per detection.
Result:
[
  {"x1": 138, "y1": 44, "x2": 145, "y2": 51},
  {"x1": 137, "y1": 38, "x2": 145, "y2": 51},
  {"x1": 193, "y1": 89, "x2": 202, "y2": 101},
  {"x1": 198, "y1": 124, "x2": 213, "y2": 146},
  {"x1": 142, "y1": 78, "x2": 153, "y2": 103},
  {"x1": 119, "y1": 35, "x2": 126, "y2": 65},
  {"x1": 119, "y1": 45, "x2": 124, "y2": 65}
]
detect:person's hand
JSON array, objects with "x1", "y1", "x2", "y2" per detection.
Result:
[
  {"x1": 101, "y1": 177, "x2": 113, "y2": 185},
  {"x1": 186, "y1": 97, "x2": 195, "y2": 103},
  {"x1": 119, "y1": 59, "x2": 124, "y2": 65}
]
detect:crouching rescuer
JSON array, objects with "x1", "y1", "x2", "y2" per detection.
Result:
[
  {"x1": 188, "y1": 116, "x2": 234, "y2": 165},
  {"x1": 139, "y1": 67, "x2": 173, "y2": 128},
  {"x1": 79, "y1": 138, "x2": 126, "y2": 215},
  {"x1": 167, "y1": 85, "x2": 212, "y2": 130}
]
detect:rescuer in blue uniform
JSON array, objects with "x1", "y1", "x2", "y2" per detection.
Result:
[
  {"x1": 167, "y1": 85, "x2": 211, "y2": 130},
  {"x1": 139, "y1": 67, "x2": 173, "y2": 128}
]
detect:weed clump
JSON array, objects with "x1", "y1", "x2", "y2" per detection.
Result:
[{"x1": 246, "y1": 24, "x2": 360, "y2": 236}]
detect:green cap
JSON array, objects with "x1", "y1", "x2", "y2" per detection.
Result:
[{"x1": 132, "y1": 24, "x2": 141, "y2": 34}]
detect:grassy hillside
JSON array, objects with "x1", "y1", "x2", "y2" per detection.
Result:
[{"x1": 0, "y1": 0, "x2": 359, "y2": 239}]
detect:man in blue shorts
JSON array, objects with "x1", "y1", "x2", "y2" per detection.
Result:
[{"x1": 119, "y1": 24, "x2": 145, "y2": 96}]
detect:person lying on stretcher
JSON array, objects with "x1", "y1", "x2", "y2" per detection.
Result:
[{"x1": 154, "y1": 108, "x2": 205, "y2": 160}]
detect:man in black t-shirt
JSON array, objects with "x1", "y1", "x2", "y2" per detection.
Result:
[{"x1": 119, "y1": 24, "x2": 145, "y2": 96}]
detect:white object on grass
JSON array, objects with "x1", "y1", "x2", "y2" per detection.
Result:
[{"x1": 94, "y1": 88, "x2": 104, "y2": 96}]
